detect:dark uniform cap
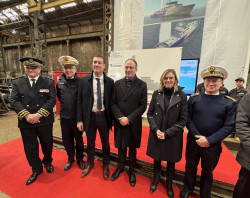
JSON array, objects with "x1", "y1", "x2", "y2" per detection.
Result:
[
  {"x1": 235, "y1": 77, "x2": 244, "y2": 82},
  {"x1": 20, "y1": 57, "x2": 43, "y2": 68},
  {"x1": 201, "y1": 66, "x2": 228, "y2": 80}
]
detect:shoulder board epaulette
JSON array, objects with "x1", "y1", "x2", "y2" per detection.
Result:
[
  {"x1": 13, "y1": 76, "x2": 25, "y2": 81},
  {"x1": 13, "y1": 76, "x2": 25, "y2": 80},
  {"x1": 225, "y1": 95, "x2": 237, "y2": 102},
  {"x1": 190, "y1": 93, "x2": 200, "y2": 97}
]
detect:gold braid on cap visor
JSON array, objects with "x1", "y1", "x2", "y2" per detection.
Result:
[
  {"x1": 23, "y1": 60, "x2": 41, "y2": 67},
  {"x1": 63, "y1": 61, "x2": 77, "y2": 66},
  {"x1": 203, "y1": 71, "x2": 224, "y2": 79}
]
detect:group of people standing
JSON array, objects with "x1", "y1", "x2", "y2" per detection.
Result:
[{"x1": 10, "y1": 56, "x2": 250, "y2": 198}]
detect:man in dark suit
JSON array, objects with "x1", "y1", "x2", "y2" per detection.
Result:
[
  {"x1": 77, "y1": 55, "x2": 114, "y2": 180},
  {"x1": 110, "y1": 58, "x2": 147, "y2": 187},
  {"x1": 57, "y1": 56, "x2": 85, "y2": 171},
  {"x1": 10, "y1": 57, "x2": 56, "y2": 185}
]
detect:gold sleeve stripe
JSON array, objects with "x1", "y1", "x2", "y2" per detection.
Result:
[
  {"x1": 38, "y1": 108, "x2": 50, "y2": 117},
  {"x1": 40, "y1": 108, "x2": 50, "y2": 116},
  {"x1": 18, "y1": 109, "x2": 30, "y2": 120}
]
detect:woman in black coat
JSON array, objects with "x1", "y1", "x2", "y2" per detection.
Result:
[{"x1": 146, "y1": 69, "x2": 188, "y2": 197}]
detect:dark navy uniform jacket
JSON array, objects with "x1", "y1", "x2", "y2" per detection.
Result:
[
  {"x1": 56, "y1": 73, "x2": 79, "y2": 119},
  {"x1": 187, "y1": 93, "x2": 236, "y2": 145},
  {"x1": 10, "y1": 76, "x2": 56, "y2": 129}
]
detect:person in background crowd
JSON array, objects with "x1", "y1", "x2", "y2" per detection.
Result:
[
  {"x1": 228, "y1": 77, "x2": 248, "y2": 139},
  {"x1": 110, "y1": 58, "x2": 147, "y2": 187},
  {"x1": 146, "y1": 69, "x2": 188, "y2": 197},
  {"x1": 57, "y1": 56, "x2": 85, "y2": 171},
  {"x1": 10, "y1": 57, "x2": 56, "y2": 185},
  {"x1": 233, "y1": 92, "x2": 250, "y2": 198},
  {"x1": 196, "y1": 82, "x2": 228, "y2": 95},
  {"x1": 77, "y1": 55, "x2": 114, "y2": 180},
  {"x1": 180, "y1": 66, "x2": 236, "y2": 198}
]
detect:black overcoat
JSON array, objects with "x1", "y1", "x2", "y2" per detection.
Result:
[
  {"x1": 111, "y1": 77, "x2": 147, "y2": 148},
  {"x1": 76, "y1": 72, "x2": 114, "y2": 135},
  {"x1": 10, "y1": 76, "x2": 56, "y2": 129},
  {"x1": 146, "y1": 87, "x2": 188, "y2": 162}
]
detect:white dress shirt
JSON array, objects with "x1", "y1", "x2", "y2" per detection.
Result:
[{"x1": 28, "y1": 76, "x2": 39, "y2": 87}]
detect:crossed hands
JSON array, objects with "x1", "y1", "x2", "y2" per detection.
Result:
[
  {"x1": 25, "y1": 113, "x2": 41, "y2": 124},
  {"x1": 195, "y1": 135, "x2": 210, "y2": 148},
  {"x1": 119, "y1": 117, "x2": 130, "y2": 126},
  {"x1": 156, "y1": 130, "x2": 165, "y2": 140}
]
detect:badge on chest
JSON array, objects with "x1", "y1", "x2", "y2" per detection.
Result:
[{"x1": 39, "y1": 89, "x2": 49, "y2": 93}]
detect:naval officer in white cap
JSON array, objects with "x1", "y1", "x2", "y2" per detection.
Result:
[
  {"x1": 180, "y1": 66, "x2": 237, "y2": 198},
  {"x1": 57, "y1": 56, "x2": 85, "y2": 171}
]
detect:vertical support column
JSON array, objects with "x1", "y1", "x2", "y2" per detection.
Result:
[
  {"x1": 29, "y1": 11, "x2": 48, "y2": 76},
  {"x1": 66, "y1": 39, "x2": 70, "y2": 55},
  {"x1": 17, "y1": 45, "x2": 23, "y2": 76},
  {"x1": 103, "y1": 0, "x2": 114, "y2": 68},
  {"x1": 0, "y1": 35, "x2": 5, "y2": 77}
]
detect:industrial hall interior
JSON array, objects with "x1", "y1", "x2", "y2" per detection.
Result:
[{"x1": 0, "y1": 0, "x2": 250, "y2": 198}]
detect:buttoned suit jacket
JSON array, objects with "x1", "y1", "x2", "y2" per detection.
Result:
[
  {"x1": 76, "y1": 72, "x2": 114, "y2": 135},
  {"x1": 111, "y1": 77, "x2": 147, "y2": 148},
  {"x1": 10, "y1": 76, "x2": 56, "y2": 129}
]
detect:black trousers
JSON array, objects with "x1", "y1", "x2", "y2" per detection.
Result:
[
  {"x1": 233, "y1": 166, "x2": 250, "y2": 198},
  {"x1": 183, "y1": 135, "x2": 222, "y2": 198},
  {"x1": 87, "y1": 112, "x2": 110, "y2": 166},
  {"x1": 153, "y1": 160, "x2": 175, "y2": 183},
  {"x1": 118, "y1": 146, "x2": 136, "y2": 170},
  {"x1": 60, "y1": 118, "x2": 84, "y2": 162},
  {"x1": 20, "y1": 124, "x2": 53, "y2": 173}
]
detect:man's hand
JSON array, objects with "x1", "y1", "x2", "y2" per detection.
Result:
[
  {"x1": 156, "y1": 130, "x2": 165, "y2": 140},
  {"x1": 25, "y1": 113, "x2": 40, "y2": 124},
  {"x1": 195, "y1": 135, "x2": 210, "y2": 147},
  {"x1": 119, "y1": 117, "x2": 130, "y2": 126},
  {"x1": 77, "y1": 122, "x2": 84, "y2": 131}
]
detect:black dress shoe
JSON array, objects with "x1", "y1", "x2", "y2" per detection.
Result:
[
  {"x1": 180, "y1": 189, "x2": 189, "y2": 198},
  {"x1": 26, "y1": 171, "x2": 43, "y2": 185},
  {"x1": 81, "y1": 164, "x2": 94, "y2": 178},
  {"x1": 44, "y1": 163, "x2": 54, "y2": 173},
  {"x1": 77, "y1": 160, "x2": 85, "y2": 170},
  {"x1": 150, "y1": 181, "x2": 158, "y2": 193},
  {"x1": 110, "y1": 168, "x2": 124, "y2": 181},
  {"x1": 103, "y1": 166, "x2": 110, "y2": 180},
  {"x1": 64, "y1": 161, "x2": 74, "y2": 171},
  {"x1": 129, "y1": 170, "x2": 136, "y2": 187}
]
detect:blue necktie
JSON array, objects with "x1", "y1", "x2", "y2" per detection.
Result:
[
  {"x1": 96, "y1": 78, "x2": 102, "y2": 110},
  {"x1": 126, "y1": 79, "x2": 132, "y2": 88}
]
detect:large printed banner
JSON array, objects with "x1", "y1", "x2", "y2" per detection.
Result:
[
  {"x1": 143, "y1": 0, "x2": 207, "y2": 59},
  {"x1": 108, "y1": 47, "x2": 182, "y2": 93}
]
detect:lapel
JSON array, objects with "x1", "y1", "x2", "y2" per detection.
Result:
[
  {"x1": 167, "y1": 92, "x2": 181, "y2": 111},
  {"x1": 88, "y1": 73, "x2": 93, "y2": 97},
  {"x1": 155, "y1": 91, "x2": 164, "y2": 111},
  {"x1": 122, "y1": 77, "x2": 140, "y2": 102}
]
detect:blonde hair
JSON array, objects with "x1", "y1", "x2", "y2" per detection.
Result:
[{"x1": 158, "y1": 69, "x2": 179, "y2": 93}]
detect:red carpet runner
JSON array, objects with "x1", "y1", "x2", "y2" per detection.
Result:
[
  {"x1": 90, "y1": 126, "x2": 240, "y2": 185},
  {"x1": 0, "y1": 138, "x2": 200, "y2": 198}
]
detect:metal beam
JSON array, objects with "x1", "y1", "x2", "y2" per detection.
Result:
[
  {"x1": 2, "y1": 31, "x2": 103, "y2": 48},
  {"x1": 27, "y1": 0, "x2": 77, "y2": 13}
]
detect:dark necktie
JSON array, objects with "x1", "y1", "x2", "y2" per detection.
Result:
[
  {"x1": 31, "y1": 79, "x2": 36, "y2": 89},
  {"x1": 96, "y1": 78, "x2": 102, "y2": 110},
  {"x1": 126, "y1": 79, "x2": 132, "y2": 88}
]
